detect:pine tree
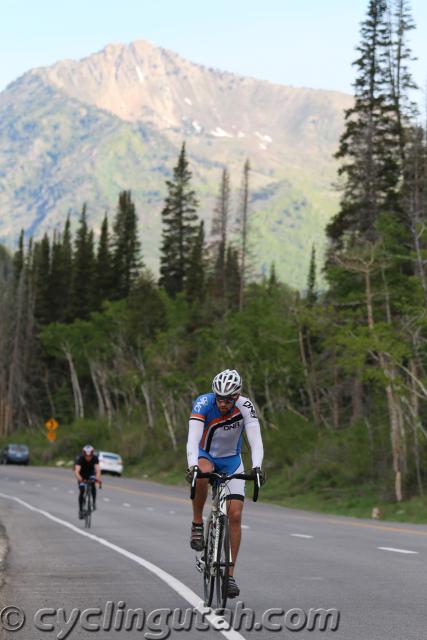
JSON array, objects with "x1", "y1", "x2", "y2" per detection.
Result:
[
  {"x1": 211, "y1": 168, "x2": 231, "y2": 300},
  {"x1": 25, "y1": 237, "x2": 33, "y2": 285},
  {"x1": 112, "y1": 191, "x2": 142, "y2": 299},
  {"x1": 225, "y1": 245, "x2": 241, "y2": 310},
  {"x1": 61, "y1": 215, "x2": 73, "y2": 320},
  {"x1": 306, "y1": 245, "x2": 317, "y2": 305},
  {"x1": 327, "y1": 0, "x2": 400, "y2": 245},
  {"x1": 267, "y1": 262, "x2": 278, "y2": 293},
  {"x1": 13, "y1": 230, "x2": 25, "y2": 289},
  {"x1": 400, "y1": 125, "x2": 427, "y2": 298},
  {"x1": 386, "y1": 0, "x2": 418, "y2": 163},
  {"x1": 49, "y1": 231, "x2": 64, "y2": 323},
  {"x1": 386, "y1": 0, "x2": 420, "y2": 237},
  {"x1": 69, "y1": 205, "x2": 95, "y2": 320},
  {"x1": 238, "y1": 159, "x2": 251, "y2": 310},
  {"x1": 185, "y1": 221, "x2": 206, "y2": 303},
  {"x1": 33, "y1": 233, "x2": 51, "y2": 326},
  {"x1": 95, "y1": 213, "x2": 114, "y2": 306},
  {"x1": 159, "y1": 143, "x2": 199, "y2": 297},
  {"x1": 0, "y1": 244, "x2": 37, "y2": 434},
  {"x1": 48, "y1": 222, "x2": 73, "y2": 323}
]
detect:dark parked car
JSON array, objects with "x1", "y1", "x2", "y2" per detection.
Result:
[{"x1": 1, "y1": 444, "x2": 30, "y2": 465}]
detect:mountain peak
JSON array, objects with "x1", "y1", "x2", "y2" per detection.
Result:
[
  {"x1": 32, "y1": 37, "x2": 206, "y2": 124},
  {"x1": 30, "y1": 38, "x2": 351, "y2": 136},
  {"x1": 0, "y1": 39, "x2": 353, "y2": 287}
]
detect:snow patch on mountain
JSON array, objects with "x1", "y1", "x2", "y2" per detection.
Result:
[
  {"x1": 192, "y1": 121, "x2": 202, "y2": 133},
  {"x1": 184, "y1": 97, "x2": 193, "y2": 106},
  {"x1": 255, "y1": 132, "x2": 272, "y2": 143},
  {"x1": 162, "y1": 115, "x2": 175, "y2": 127},
  {"x1": 210, "y1": 127, "x2": 233, "y2": 138},
  {"x1": 135, "y1": 65, "x2": 144, "y2": 83}
]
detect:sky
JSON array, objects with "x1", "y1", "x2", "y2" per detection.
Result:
[{"x1": 0, "y1": 0, "x2": 426, "y2": 104}]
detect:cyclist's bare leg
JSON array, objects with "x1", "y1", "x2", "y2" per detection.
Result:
[
  {"x1": 227, "y1": 499, "x2": 243, "y2": 576},
  {"x1": 192, "y1": 457, "x2": 213, "y2": 523}
]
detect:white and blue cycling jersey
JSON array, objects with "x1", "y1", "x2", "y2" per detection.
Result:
[{"x1": 186, "y1": 392, "x2": 263, "y2": 469}]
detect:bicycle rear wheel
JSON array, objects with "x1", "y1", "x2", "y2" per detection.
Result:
[
  {"x1": 214, "y1": 516, "x2": 230, "y2": 611},
  {"x1": 203, "y1": 517, "x2": 215, "y2": 606},
  {"x1": 84, "y1": 488, "x2": 92, "y2": 529}
]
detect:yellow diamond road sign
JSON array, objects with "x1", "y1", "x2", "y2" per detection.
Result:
[
  {"x1": 45, "y1": 418, "x2": 59, "y2": 431},
  {"x1": 47, "y1": 431, "x2": 57, "y2": 442}
]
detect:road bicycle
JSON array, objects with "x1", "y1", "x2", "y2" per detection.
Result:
[
  {"x1": 80, "y1": 477, "x2": 101, "y2": 528},
  {"x1": 190, "y1": 468, "x2": 262, "y2": 610}
]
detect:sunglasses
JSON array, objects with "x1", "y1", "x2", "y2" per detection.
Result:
[{"x1": 215, "y1": 394, "x2": 238, "y2": 404}]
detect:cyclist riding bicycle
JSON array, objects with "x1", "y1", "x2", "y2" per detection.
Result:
[
  {"x1": 186, "y1": 368, "x2": 265, "y2": 599},
  {"x1": 74, "y1": 444, "x2": 101, "y2": 519}
]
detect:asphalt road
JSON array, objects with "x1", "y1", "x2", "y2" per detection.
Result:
[{"x1": 0, "y1": 466, "x2": 426, "y2": 640}]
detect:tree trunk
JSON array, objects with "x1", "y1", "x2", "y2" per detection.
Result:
[
  {"x1": 5, "y1": 275, "x2": 26, "y2": 434},
  {"x1": 141, "y1": 383, "x2": 155, "y2": 430},
  {"x1": 264, "y1": 371, "x2": 274, "y2": 416},
  {"x1": 306, "y1": 334, "x2": 322, "y2": 422},
  {"x1": 88, "y1": 360, "x2": 105, "y2": 418},
  {"x1": 382, "y1": 362, "x2": 403, "y2": 502},
  {"x1": 161, "y1": 399, "x2": 177, "y2": 451},
  {"x1": 297, "y1": 325, "x2": 320, "y2": 426},
  {"x1": 43, "y1": 368, "x2": 56, "y2": 418},
  {"x1": 63, "y1": 344, "x2": 84, "y2": 419},
  {"x1": 97, "y1": 364, "x2": 113, "y2": 426},
  {"x1": 350, "y1": 377, "x2": 364, "y2": 424},
  {"x1": 409, "y1": 359, "x2": 424, "y2": 496},
  {"x1": 331, "y1": 362, "x2": 340, "y2": 429}
]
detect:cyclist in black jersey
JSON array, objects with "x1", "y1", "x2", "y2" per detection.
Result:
[{"x1": 74, "y1": 444, "x2": 101, "y2": 519}]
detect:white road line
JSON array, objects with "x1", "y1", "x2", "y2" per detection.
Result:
[
  {"x1": 68, "y1": 490, "x2": 74, "y2": 494},
  {"x1": 123, "y1": 502, "x2": 131, "y2": 507},
  {"x1": 291, "y1": 533, "x2": 314, "y2": 539},
  {"x1": 169, "y1": 510, "x2": 176, "y2": 514},
  {"x1": 146, "y1": 506, "x2": 154, "y2": 511},
  {"x1": 378, "y1": 546, "x2": 419, "y2": 555},
  {"x1": 241, "y1": 525, "x2": 250, "y2": 530},
  {"x1": 19, "y1": 480, "x2": 26, "y2": 485},
  {"x1": 103, "y1": 497, "x2": 110, "y2": 502},
  {"x1": 0, "y1": 492, "x2": 245, "y2": 640}
]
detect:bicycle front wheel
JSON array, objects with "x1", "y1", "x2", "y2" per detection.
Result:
[
  {"x1": 214, "y1": 516, "x2": 230, "y2": 611},
  {"x1": 203, "y1": 518, "x2": 215, "y2": 606}
]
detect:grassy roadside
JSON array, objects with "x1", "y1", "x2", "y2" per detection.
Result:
[{"x1": 2, "y1": 417, "x2": 427, "y2": 525}]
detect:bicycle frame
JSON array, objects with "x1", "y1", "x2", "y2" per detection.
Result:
[
  {"x1": 209, "y1": 482, "x2": 229, "y2": 559},
  {"x1": 191, "y1": 470, "x2": 261, "y2": 609},
  {"x1": 81, "y1": 480, "x2": 96, "y2": 529},
  {"x1": 210, "y1": 478, "x2": 230, "y2": 523}
]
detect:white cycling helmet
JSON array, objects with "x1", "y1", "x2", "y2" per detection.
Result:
[
  {"x1": 212, "y1": 369, "x2": 242, "y2": 397},
  {"x1": 82, "y1": 444, "x2": 94, "y2": 456}
]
